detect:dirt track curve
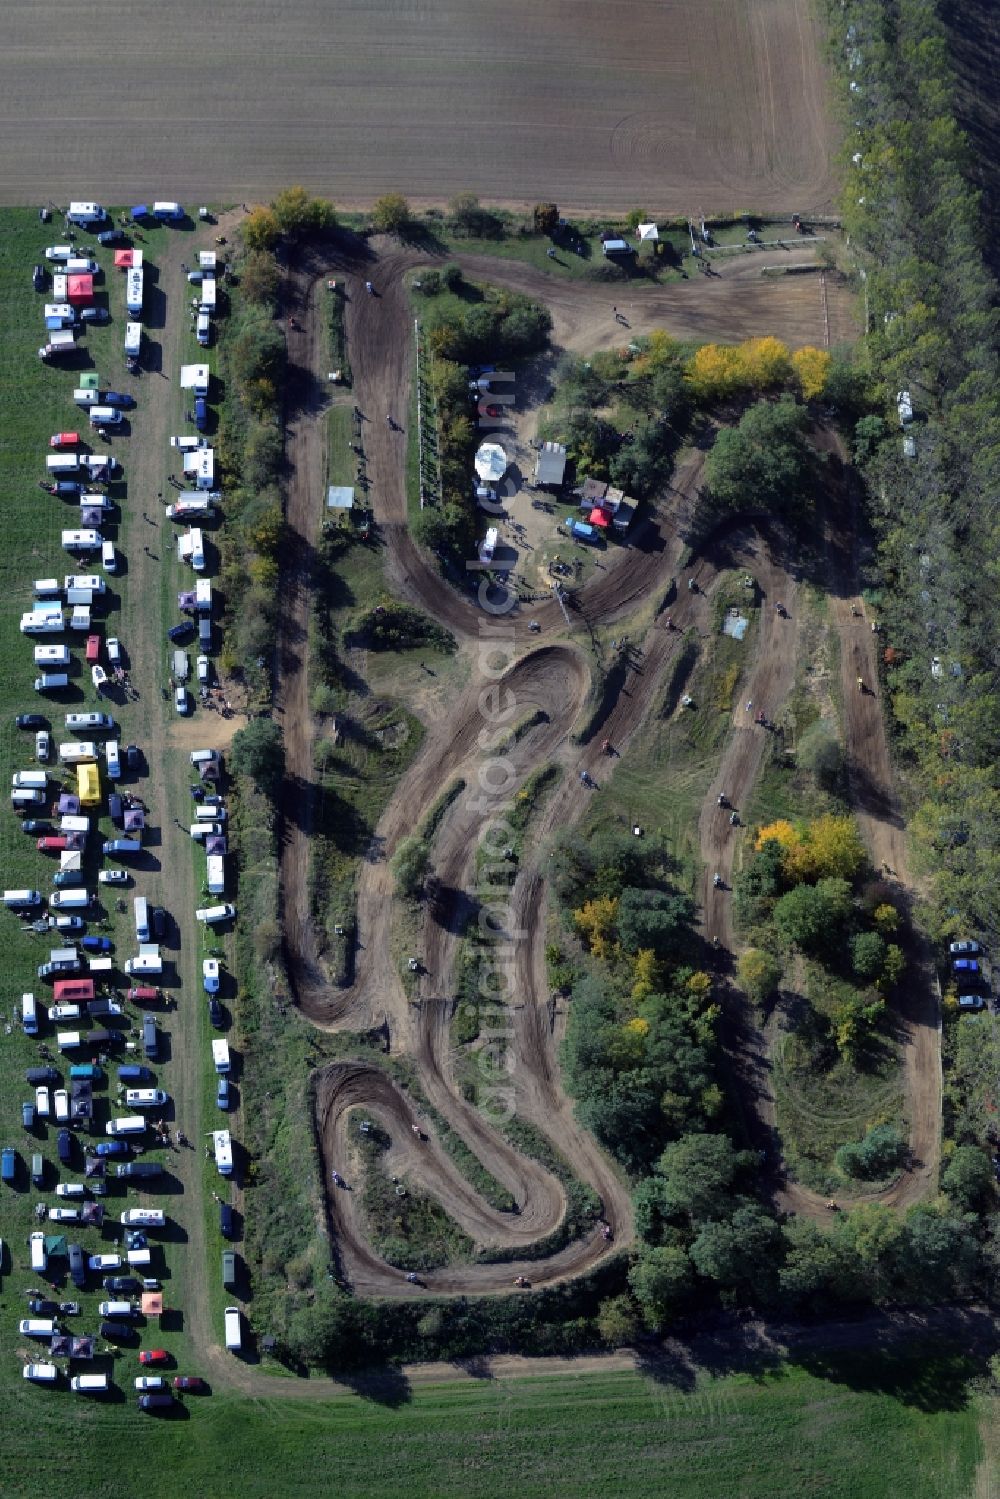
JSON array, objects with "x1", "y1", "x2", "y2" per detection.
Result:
[{"x1": 273, "y1": 234, "x2": 937, "y2": 1300}]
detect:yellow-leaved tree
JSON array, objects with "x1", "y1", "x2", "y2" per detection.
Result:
[
  {"x1": 736, "y1": 336, "x2": 792, "y2": 390},
  {"x1": 756, "y1": 819, "x2": 802, "y2": 856},
  {"x1": 573, "y1": 896, "x2": 618, "y2": 959},
  {"x1": 631, "y1": 948, "x2": 659, "y2": 1002},
  {"x1": 793, "y1": 814, "x2": 867, "y2": 882},
  {"x1": 685, "y1": 343, "x2": 744, "y2": 400},
  {"x1": 791, "y1": 346, "x2": 832, "y2": 400}
]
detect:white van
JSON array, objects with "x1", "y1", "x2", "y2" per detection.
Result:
[
  {"x1": 98, "y1": 1300, "x2": 137, "y2": 1318},
  {"x1": 199, "y1": 277, "x2": 217, "y2": 314},
  {"x1": 12, "y1": 771, "x2": 49, "y2": 790},
  {"x1": 21, "y1": 993, "x2": 40, "y2": 1036},
  {"x1": 196, "y1": 312, "x2": 211, "y2": 347},
  {"x1": 4, "y1": 889, "x2": 43, "y2": 909},
  {"x1": 196, "y1": 904, "x2": 235, "y2": 925},
  {"x1": 206, "y1": 854, "x2": 225, "y2": 894},
  {"x1": 124, "y1": 322, "x2": 142, "y2": 357},
  {"x1": 212, "y1": 1039, "x2": 231, "y2": 1075},
  {"x1": 125, "y1": 1089, "x2": 168, "y2": 1109},
  {"x1": 57, "y1": 1031, "x2": 83, "y2": 1050},
  {"x1": 65, "y1": 711, "x2": 113, "y2": 730},
  {"x1": 73, "y1": 388, "x2": 99, "y2": 407},
  {"x1": 126, "y1": 1247, "x2": 152, "y2": 1267},
  {"x1": 120, "y1": 1209, "x2": 165, "y2": 1228},
  {"x1": 188, "y1": 528, "x2": 205, "y2": 572},
  {"x1": 49, "y1": 889, "x2": 91, "y2": 910},
  {"x1": 12, "y1": 789, "x2": 45, "y2": 808},
  {"x1": 62, "y1": 530, "x2": 102, "y2": 552},
  {"x1": 23, "y1": 1363, "x2": 59, "y2": 1383},
  {"x1": 89, "y1": 407, "x2": 122, "y2": 429},
  {"x1": 34, "y1": 578, "x2": 62, "y2": 598},
  {"x1": 35, "y1": 673, "x2": 70, "y2": 693},
  {"x1": 224, "y1": 1305, "x2": 242, "y2": 1352},
  {"x1": 34, "y1": 645, "x2": 71, "y2": 666},
  {"x1": 67, "y1": 201, "x2": 107, "y2": 226},
  {"x1": 106, "y1": 1116, "x2": 146, "y2": 1137},
  {"x1": 47, "y1": 454, "x2": 80, "y2": 475},
  {"x1": 70, "y1": 1373, "x2": 109, "y2": 1393},
  {"x1": 29, "y1": 1233, "x2": 47, "y2": 1272},
  {"x1": 102, "y1": 540, "x2": 117, "y2": 573},
  {"x1": 133, "y1": 896, "x2": 150, "y2": 942},
  {"x1": 58, "y1": 742, "x2": 99, "y2": 765},
  {"x1": 19, "y1": 1318, "x2": 56, "y2": 1338},
  {"x1": 105, "y1": 741, "x2": 121, "y2": 779}
]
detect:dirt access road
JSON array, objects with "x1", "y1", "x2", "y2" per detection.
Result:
[
  {"x1": 2, "y1": 0, "x2": 835, "y2": 213},
  {"x1": 275, "y1": 235, "x2": 936, "y2": 1298}
]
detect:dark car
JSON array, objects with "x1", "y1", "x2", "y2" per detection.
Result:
[
  {"x1": 29, "y1": 1298, "x2": 59, "y2": 1316},
  {"x1": 167, "y1": 622, "x2": 194, "y2": 644},
  {"x1": 151, "y1": 906, "x2": 166, "y2": 941},
  {"x1": 138, "y1": 1392, "x2": 174, "y2": 1411},
  {"x1": 68, "y1": 1241, "x2": 86, "y2": 1288},
  {"x1": 1, "y1": 1147, "x2": 18, "y2": 1185},
  {"x1": 108, "y1": 793, "x2": 124, "y2": 825},
  {"x1": 115, "y1": 1161, "x2": 162, "y2": 1180},
  {"x1": 173, "y1": 1376, "x2": 206, "y2": 1392},
  {"x1": 56, "y1": 1129, "x2": 73, "y2": 1164},
  {"x1": 21, "y1": 820, "x2": 54, "y2": 836},
  {"x1": 25, "y1": 1067, "x2": 60, "y2": 1086},
  {"x1": 220, "y1": 1202, "x2": 235, "y2": 1240},
  {"x1": 33, "y1": 263, "x2": 46, "y2": 291},
  {"x1": 95, "y1": 1140, "x2": 130, "y2": 1158},
  {"x1": 101, "y1": 1320, "x2": 136, "y2": 1342},
  {"x1": 101, "y1": 391, "x2": 136, "y2": 410},
  {"x1": 97, "y1": 228, "x2": 127, "y2": 246},
  {"x1": 125, "y1": 744, "x2": 141, "y2": 772},
  {"x1": 208, "y1": 997, "x2": 223, "y2": 1029},
  {"x1": 15, "y1": 713, "x2": 47, "y2": 730},
  {"x1": 103, "y1": 1275, "x2": 142, "y2": 1292},
  {"x1": 80, "y1": 307, "x2": 110, "y2": 325}
]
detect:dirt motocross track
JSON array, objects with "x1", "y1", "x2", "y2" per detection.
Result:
[{"x1": 274, "y1": 239, "x2": 937, "y2": 1298}]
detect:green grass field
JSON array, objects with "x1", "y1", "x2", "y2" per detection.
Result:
[{"x1": 0, "y1": 1356, "x2": 983, "y2": 1499}]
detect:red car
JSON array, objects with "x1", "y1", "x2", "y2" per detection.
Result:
[
  {"x1": 173, "y1": 1376, "x2": 206, "y2": 1391},
  {"x1": 37, "y1": 837, "x2": 69, "y2": 853},
  {"x1": 50, "y1": 432, "x2": 80, "y2": 448},
  {"x1": 85, "y1": 635, "x2": 101, "y2": 665},
  {"x1": 139, "y1": 1349, "x2": 169, "y2": 1366},
  {"x1": 128, "y1": 986, "x2": 160, "y2": 1002}
]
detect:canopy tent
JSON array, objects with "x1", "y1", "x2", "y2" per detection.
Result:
[
  {"x1": 141, "y1": 1291, "x2": 164, "y2": 1318},
  {"x1": 474, "y1": 442, "x2": 507, "y2": 483},
  {"x1": 638, "y1": 223, "x2": 659, "y2": 242},
  {"x1": 588, "y1": 507, "x2": 611, "y2": 528},
  {"x1": 58, "y1": 793, "x2": 80, "y2": 814}
]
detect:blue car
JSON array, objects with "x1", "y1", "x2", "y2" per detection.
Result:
[
  {"x1": 97, "y1": 228, "x2": 127, "y2": 246},
  {"x1": 82, "y1": 935, "x2": 113, "y2": 954},
  {"x1": 94, "y1": 1140, "x2": 130, "y2": 1158},
  {"x1": 101, "y1": 391, "x2": 136, "y2": 410},
  {"x1": 953, "y1": 958, "x2": 980, "y2": 974},
  {"x1": 217, "y1": 1077, "x2": 231, "y2": 1111}
]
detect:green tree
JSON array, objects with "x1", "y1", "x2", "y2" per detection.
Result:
[
  {"x1": 772, "y1": 878, "x2": 851, "y2": 956},
  {"x1": 704, "y1": 397, "x2": 813, "y2": 517},
  {"x1": 616, "y1": 887, "x2": 694, "y2": 958},
  {"x1": 391, "y1": 836, "x2": 430, "y2": 900},
  {"x1": 241, "y1": 249, "x2": 281, "y2": 309},
  {"x1": 596, "y1": 1294, "x2": 642, "y2": 1346},
  {"x1": 942, "y1": 1145, "x2": 994, "y2": 1211},
  {"x1": 835, "y1": 1124, "x2": 908, "y2": 1181},
  {"x1": 272, "y1": 186, "x2": 336, "y2": 238},
  {"x1": 779, "y1": 1218, "x2": 849, "y2": 1308},
  {"x1": 688, "y1": 1204, "x2": 784, "y2": 1300},
  {"x1": 851, "y1": 930, "x2": 887, "y2": 981},
  {"x1": 656, "y1": 1133, "x2": 740, "y2": 1223},
  {"x1": 627, "y1": 1245, "x2": 692, "y2": 1327},
  {"x1": 737, "y1": 948, "x2": 782, "y2": 1004},
  {"x1": 230, "y1": 718, "x2": 285, "y2": 796},
  {"x1": 372, "y1": 193, "x2": 410, "y2": 233}
]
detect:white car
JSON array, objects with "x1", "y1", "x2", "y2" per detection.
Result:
[
  {"x1": 44, "y1": 245, "x2": 74, "y2": 261},
  {"x1": 87, "y1": 1252, "x2": 121, "y2": 1271},
  {"x1": 105, "y1": 740, "x2": 121, "y2": 780},
  {"x1": 196, "y1": 654, "x2": 210, "y2": 684},
  {"x1": 35, "y1": 730, "x2": 51, "y2": 763},
  {"x1": 35, "y1": 1085, "x2": 50, "y2": 1118},
  {"x1": 55, "y1": 1182, "x2": 86, "y2": 1198},
  {"x1": 949, "y1": 939, "x2": 981, "y2": 955},
  {"x1": 203, "y1": 959, "x2": 220, "y2": 994},
  {"x1": 50, "y1": 1003, "x2": 81, "y2": 1022},
  {"x1": 135, "y1": 1375, "x2": 165, "y2": 1391},
  {"x1": 107, "y1": 637, "x2": 123, "y2": 665},
  {"x1": 98, "y1": 870, "x2": 129, "y2": 886},
  {"x1": 23, "y1": 1363, "x2": 58, "y2": 1383},
  {"x1": 53, "y1": 1089, "x2": 69, "y2": 1122},
  {"x1": 175, "y1": 686, "x2": 189, "y2": 715},
  {"x1": 48, "y1": 1205, "x2": 80, "y2": 1222}
]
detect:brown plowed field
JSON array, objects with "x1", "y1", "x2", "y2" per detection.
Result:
[
  {"x1": 273, "y1": 235, "x2": 934, "y2": 1299},
  {"x1": 4, "y1": 1, "x2": 835, "y2": 213}
]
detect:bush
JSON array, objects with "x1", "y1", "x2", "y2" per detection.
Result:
[
  {"x1": 391, "y1": 836, "x2": 430, "y2": 900},
  {"x1": 835, "y1": 1124, "x2": 908, "y2": 1181}
]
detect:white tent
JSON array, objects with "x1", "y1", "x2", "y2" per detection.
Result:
[
  {"x1": 638, "y1": 223, "x2": 659, "y2": 242},
  {"x1": 474, "y1": 442, "x2": 507, "y2": 483}
]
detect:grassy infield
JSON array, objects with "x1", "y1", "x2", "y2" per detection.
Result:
[{"x1": 0, "y1": 210, "x2": 987, "y2": 1493}]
